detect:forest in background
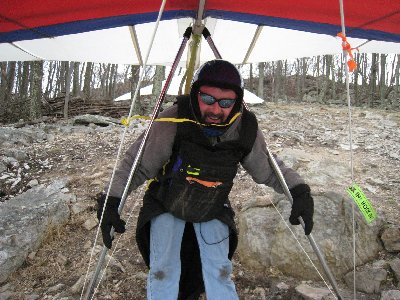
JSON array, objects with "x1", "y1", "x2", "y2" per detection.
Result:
[{"x1": 0, "y1": 53, "x2": 399, "y2": 124}]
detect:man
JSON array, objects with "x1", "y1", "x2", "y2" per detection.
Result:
[{"x1": 97, "y1": 59, "x2": 314, "y2": 299}]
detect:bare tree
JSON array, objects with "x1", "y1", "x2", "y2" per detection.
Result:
[
  {"x1": 45, "y1": 61, "x2": 57, "y2": 99},
  {"x1": 248, "y1": 63, "x2": 254, "y2": 93},
  {"x1": 379, "y1": 54, "x2": 387, "y2": 104},
  {"x1": 148, "y1": 65, "x2": 165, "y2": 114},
  {"x1": 100, "y1": 63, "x2": 110, "y2": 98},
  {"x1": 318, "y1": 55, "x2": 332, "y2": 103},
  {"x1": 130, "y1": 65, "x2": 143, "y2": 115},
  {"x1": 1, "y1": 62, "x2": 16, "y2": 122},
  {"x1": 0, "y1": 62, "x2": 8, "y2": 122},
  {"x1": 83, "y1": 62, "x2": 93, "y2": 101},
  {"x1": 29, "y1": 61, "x2": 43, "y2": 120},
  {"x1": 257, "y1": 62, "x2": 265, "y2": 99},
  {"x1": 107, "y1": 64, "x2": 118, "y2": 100},
  {"x1": 395, "y1": 55, "x2": 400, "y2": 102},
  {"x1": 353, "y1": 53, "x2": 360, "y2": 105},
  {"x1": 18, "y1": 62, "x2": 30, "y2": 119},
  {"x1": 64, "y1": 62, "x2": 74, "y2": 119},
  {"x1": 369, "y1": 53, "x2": 378, "y2": 107},
  {"x1": 273, "y1": 60, "x2": 283, "y2": 102},
  {"x1": 72, "y1": 62, "x2": 80, "y2": 97}
]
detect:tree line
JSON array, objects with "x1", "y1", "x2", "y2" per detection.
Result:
[{"x1": 0, "y1": 53, "x2": 399, "y2": 124}]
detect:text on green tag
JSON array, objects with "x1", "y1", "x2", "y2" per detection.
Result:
[{"x1": 346, "y1": 184, "x2": 377, "y2": 223}]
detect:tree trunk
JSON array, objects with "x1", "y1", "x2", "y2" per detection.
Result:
[
  {"x1": 15, "y1": 62, "x2": 22, "y2": 95},
  {"x1": 130, "y1": 65, "x2": 143, "y2": 115},
  {"x1": 282, "y1": 60, "x2": 288, "y2": 102},
  {"x1": 353, "y1": 53, "x2": 360, "y2": 106},
  {"x1": 149, "y1": 65, "x2": 165, "y2": 114},
  {"x1": 301, "y1": 58, "x2": 308, "y2": 101},
  {"x1": 46, "y1": 61, "x2": 57, "y2": 99},
  {"x1": 72, "y1": 62, "x2": 80, "y2": 97},
  {"x1": 338, "y1": 55, "x2": 344, "y2": 84},
  {"x1": 295, "y1": 59, "x2": 301, "y2": 101},
  {"x1": 108, "y1": 64, "x2": 117, "y2": 101},
  {"x1": 369, "y1": 53, "x2": 378, "y2": 107},
  {"x1": 257, "y1": 62, "x2": 265, "y2": 99},
  {"x1": 331, "y1": 59, "x2": 336, "y2": 101},
  {"x1": 379, "y1": 54, "x2": 387, "y2": 105},
  {"x1": 0, "y1": 62, "x2": 8, "y2": 122},
  {"x1": 101, "y1": 63, "x2": 110, "y2": 98},
  {"x1": 29, "y1": 61, "x2": 43, "y2": 121},
  {"x1": 18, "y1": 62, "x2": 30, "y2": 119},
  {"x1": 319, "y1": 55, "x2": 332, "y2": 103},
  {"x1": 79, "y1": 62, "x2": 85, "y2": 93},
  {"x1": 58, "y1": 62, "x2": 68, "y2": 97},
  {"x1": 83, "y1": 62, "x2": 93, "y2": 101},
  {"x1": 248, "y1": 63, "x2": 254, "y2": 93},
  {"x1": 395, "y1": 55, "x2": 400, "y2": 102},
  {"x1": 64, "y1": 62, "x2": 74, "y2": 119},
  {"x1": 6, "y1": 62, "x2": 16, "y2": 97},
  {"x1": 3, "y1": 62, "x2": 16, "y2": 122},
  {"x1": 274, "y1": 60, "x2": 283, "y2": 102},
  {"x1": 315, "y1": 56, "x2": 320, "y2": 102}
]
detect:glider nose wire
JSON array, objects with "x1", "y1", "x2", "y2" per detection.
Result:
[{"x1": 202, "y1": 26, "x2": 343, "y2": 300}]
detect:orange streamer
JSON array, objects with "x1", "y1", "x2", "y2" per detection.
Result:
[
  {"x1": 186, "y1": 177, "x2": 222, "y2": 188},
  {"x1": 337, "y1": 32, "x2": 358, "y2": 72}
]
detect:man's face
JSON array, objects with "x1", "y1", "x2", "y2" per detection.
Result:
[{"x1": 197, "y1": 85, "x2": 236, "y2": 124}]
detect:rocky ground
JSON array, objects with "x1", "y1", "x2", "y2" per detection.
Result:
[{"x1": 0, "y1": 101, "x2": 399, "y2": 300}]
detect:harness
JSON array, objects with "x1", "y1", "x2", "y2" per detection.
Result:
[{"x1": 146, "y1": 95, "x2": 258, "y2": 222}]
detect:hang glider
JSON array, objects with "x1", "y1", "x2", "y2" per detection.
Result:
[{"x1": 0, "y1": 0, "x2": 399, "y2": 65}]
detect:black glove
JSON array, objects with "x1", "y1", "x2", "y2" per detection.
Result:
[
  {"x1": 289, "y1": 184, "x2": 314, "y2": 235},
  {"x1": 96, "y1": 194, "x2": 126, "y2": 249}
]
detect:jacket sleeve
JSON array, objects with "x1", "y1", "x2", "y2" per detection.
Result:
[
  {"x1": 241, "y1": 128, "x2": 305, "y2": 193},
  {"x1": 106, "y1": 105, "x2": 178, "y2": 198}
]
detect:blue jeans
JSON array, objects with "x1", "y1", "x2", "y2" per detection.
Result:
[{"x1": 147, "y1": 213, "x2": 238, "y2": 300}]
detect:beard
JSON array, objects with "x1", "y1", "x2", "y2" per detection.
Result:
[{"x1": 201, "y1": 112, "x2": 225, "y2": 124}]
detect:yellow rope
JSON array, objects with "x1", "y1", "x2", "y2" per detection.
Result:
[{"x1": 121, "y1": 112, "x2": 242, "y2": 127}]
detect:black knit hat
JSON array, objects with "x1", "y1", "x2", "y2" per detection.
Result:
[{"x1": 190, "y1": 59, "x2": 244, "y2": 123}]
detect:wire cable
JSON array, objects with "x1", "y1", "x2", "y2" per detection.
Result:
[
  {"x1": 339, "y1": 0, "x2": 356, "y2": 298},
  {"x1": 80, "y1": 0, "x2": 167, "y2": 298}
]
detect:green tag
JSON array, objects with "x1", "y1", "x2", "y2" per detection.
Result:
[{"x1": 346, "y1": 184, "x2": 377, "y2": 223}]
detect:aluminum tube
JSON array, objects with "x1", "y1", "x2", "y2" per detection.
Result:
[
  {"x1": 82, "y1": 28, "x2": 192, "y2": 300},
  {"x1": 266, "y1": 146, "x2": 343, "y2": 300}
]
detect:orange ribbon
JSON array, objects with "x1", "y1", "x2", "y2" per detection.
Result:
[
  {"x1": 186, "y1": 176, "x2": 222, "y2": 188},
  {"x1": 337, "y1": 32, "x2": 358, "y2": 72}
]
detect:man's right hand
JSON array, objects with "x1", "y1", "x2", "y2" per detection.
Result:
[{"x1": 96, "y1": 194, "x2": 126, "y2": 249}]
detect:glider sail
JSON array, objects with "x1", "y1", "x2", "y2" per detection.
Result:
[{"x1": 0, "y1": 0, "x2": 399, "y2": 64}]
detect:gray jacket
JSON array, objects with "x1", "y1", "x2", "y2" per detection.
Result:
[{"x1": 107, "y1": 104, "x2": 304, "y2": 198}]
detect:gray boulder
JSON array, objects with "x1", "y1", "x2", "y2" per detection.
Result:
[
  {"x1": 0, "y1": 127, "x2": 47, "y2": 146},
  {"x1": 0, "y1": 180, "x2": 73, "y2": 283},
  {"x1": 389, "y1": 258, "x2": 400, "y2": 284},
  {"x1": 238, "y1": 148, "x2": 384, "y2": 280},
  {"x1": 238, "y1": 190, "x2": 383, "y2": 280},
  {"x1": 381, "y1": 290, "x2": 400, "y2": 300},
  {"x1": 71, "y1": 114, "x2": 120, "y2": 127},
  {"x1": 344, "y1": 266, "x2": 387, "y2": 293},
  {"x1": 381, "y1": 225, "x2": 400, "y2": 252}
]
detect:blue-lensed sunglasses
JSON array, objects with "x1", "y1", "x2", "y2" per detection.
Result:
[{"x1": 198, "y1": 92, "x2": 236, "y2": 109}]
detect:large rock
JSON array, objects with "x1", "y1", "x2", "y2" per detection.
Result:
[
  {"x1": 389, "y1": 258, "x2": 400, "y2": 284},
  {"x1": 0, "y1": 180, "x2": 72, "y2": 283},
  {"x1": 238, "y1": 191, "x2": 383, "y2": 280},
  {"x1": 381, "y1": 225, "x2": 400, "y2": 252},
  {"x1": 71, "y1": 114, "x2": 120, "y2": 127},
  {"x1": 381, "y1": 290, "x2": 400, "y2": 300},
  {"x1": 237, "y1": 148, "x2": 385, "y2": 280},
  {"x1": 344, "y1": 266, "x2": 387, "y2": 293},
  {"x1": 0, "y1": 127, "x2": 48, "y2": 146}
]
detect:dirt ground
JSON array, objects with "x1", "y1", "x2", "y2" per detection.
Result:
[{"x1": 3, "y1": 101, "x2": 400, "y2": 299}]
